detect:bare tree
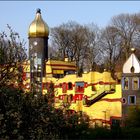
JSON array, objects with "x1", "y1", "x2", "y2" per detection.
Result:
[
  {"x1": 84, "y1": 23, "x2": 100, "y2": 71},
  {"x1": 111, "y1": 13, "x2": 139, "y2": 60},
  {"x1": 99, "y1": 26, "x2": 122, "y2": 77},
  {"x1": 50, "y1": 21, "x2": 91, "y2": 74},
  {"x1": 50, "y1": 23, "x2": 71, "y2": 60},
  {"x1": 0, "y1": 25, "x2": 27, "y2": 86},
  {"x1": 50, "y1": 12, "x2": 140, "y2": 76}
]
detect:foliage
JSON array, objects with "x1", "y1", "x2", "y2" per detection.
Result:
[
  {"x1": 125, "y1": 107, "x2": 140, "y2": 128},
  {"x1": 0, "y1": 25, "x2": 27, "y2": 86},
  {"x1": 0, "y1": 86, "x2": 90, "y2": 140},
  {"x1": 1, "y1": 86, "x2": 140, "y2": 139}
]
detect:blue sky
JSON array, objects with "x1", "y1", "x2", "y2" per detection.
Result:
[{"x1": 0, "y1": 1, "x2": 140, "y2": 47}]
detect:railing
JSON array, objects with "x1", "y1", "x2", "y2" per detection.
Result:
[
  {"x1": 88, "y1": 84, "x2": 115, "y2": 100},
  {"x1": 84, "y1": 84, "x2": 116, "y2": 106}
]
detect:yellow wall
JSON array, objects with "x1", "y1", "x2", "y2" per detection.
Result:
[
  {"x1": 83, "y1": 85, "x2": 122, "y2": 120},
  {"x1": 44, "y1": 71, "x2": 122, "y2": 125},
  {"x1": 22, "y1": 61, "x2": 122, "y2": 126}
]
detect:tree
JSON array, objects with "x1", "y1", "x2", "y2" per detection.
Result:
[
  {"x1": 125, "y1": 107, "x2": 140, "y2": 128},
  {"x1": 50, "y1": 21, "x2": 100, "y2": 74},
  {"x1": 99, "y1": 26, "x2": 122, "y2": 77},
  {"x1": 111, "y1": 13, "x2": 140, "y2": 60},
  {"x1": 84, "y1": 23, "x2": 100, "y2": 71},
  {"x1": 0, "y1": 25, "x2": 27, "y2": 86},
  {"x1": 0, "y1": 86, "x2": 91, "y2": 139},
  {"x1": 50, "y1": 23, "x2": 71, "y2": 60},
  {"x1": 51, "y1": 21, "x2": 88, "y2": 74}
]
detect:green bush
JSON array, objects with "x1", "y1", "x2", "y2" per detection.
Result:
[
  {"x1": 0, "y1": 86, "x2": 90, "y2": 139},
  {"x1": 1, "y1": 86, "x2": 140, "y2": 139}
]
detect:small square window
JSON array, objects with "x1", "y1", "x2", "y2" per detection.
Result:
[
  {"x1": 128, "y1": 95, "x2": 136, "y2": 105},
  {"x1": 26, "y1": 73, "x2": 30, "y2": 78},
  {"x1": 37, "y1": 72, "x2": 41, "y2": 77}
]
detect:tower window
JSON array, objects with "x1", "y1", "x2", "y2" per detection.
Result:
[
  {"x1": 128, "y1": 95, "x2": 136, "y2": 105},
  {"x1": 132, "y1": 77, "x2": 139, "y2": 90},
  {"x1": 26, "y1": 73, "x2": 30, "y2": 78},
  {"x1": 122, "y1": 77, "x2": 129, "y2": 90},
  {"x1": 37, "y1": 72, "x2": 41, "y2": 77}
]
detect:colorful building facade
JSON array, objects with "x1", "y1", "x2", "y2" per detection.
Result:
[
  {"x1": 19, "y1": 9, "x2": 123, "y2": 127},
  {"x1": 19, "y1": 9, "x2": 140, "y2": 127}
]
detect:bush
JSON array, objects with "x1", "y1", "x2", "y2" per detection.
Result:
[
  {"x1": 0, "y1": 86, "x2": 90, "y2": 139},
  {"x1": 2, "y1": 86, "x2": 140, "y2": 139}
]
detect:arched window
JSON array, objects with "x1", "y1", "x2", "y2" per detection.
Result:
[
  {"x1": 123, "y1": 77, "x2": 129, "y2": 90},
  {"x1": 68, "y1": 82, "x2": 73, "y2": 90},
  {"x1": 132, "y1": 77, "x2": 139, "y2": 90},
  {"x1": 130, "y1": 66, "x2": 135, "y2": 73}
]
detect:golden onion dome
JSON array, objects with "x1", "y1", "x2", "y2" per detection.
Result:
[{"x1": 28, "y1": 9, "x2": 49, "y2": 37}]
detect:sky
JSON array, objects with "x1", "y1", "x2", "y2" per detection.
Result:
[{"x1": 0, "y1": 1, "x2": 140, "y2": 48}]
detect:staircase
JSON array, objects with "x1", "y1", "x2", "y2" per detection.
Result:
[{"x1": 84, "y1": 85, "x2": 115, "y2": 107}]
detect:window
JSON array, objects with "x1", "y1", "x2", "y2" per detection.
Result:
[
  {"x1": 43, "y1": 83, "x2": 47, "y2": 89},
  {"x1": 59, "y1": 83, "x2": 62, "y2": 88},
  {"x1": 123, "y1": 77, "x2": 129, "y2": 90},
  {"x1": 37, "y1": 72, "x2": 41, "y2": 77},
  {"x1": 26, "y1": 73, "x2": 30, "y2": 78},
  {"x1": 68, "y1": 94, "x2": 73, "y2": 103},
  {"x1": 36, "y1": 77, "x2": 41, "y2": 82},
  {"x1": 75, "y1": 82, "x2": 84, "y2": 93},
  {"x1": 122, "y1": 98, "x2": 127, "y2": 104},
  {"x1": 92, "y1": 85, "x2": 96, "y2": 91},
  {"x1": 18, "y1": 66, "x2": 23, "y2": 72},
  {"x1": 55, "y1": 97, "x2": 60, "y2": 103},
  {"x1": 132, "y1": 77, "x2": 139, "y2": 90},
  {"x1": 68, "y1": 82, "x2": 73, "y2": 90},
  {"x1": 128, "y1": 95, "x2": 136, "y2": 105},
  {"x1": 53, "y1": 74, "x2": 64, "y2": 78},
  {"x1": 111, "y1": 119, "x2": 121, "y2": 129},
  {"x1": 62, "y1": 83, "x2": 67, "y2": 93},
  {"x1": 130, "y1": 66, "x2": 135, "y2": 73}
]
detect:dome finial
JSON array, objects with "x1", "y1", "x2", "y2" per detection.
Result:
[{"x1": 36, "y1": 8, "x2": 41, "y2": 14}]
